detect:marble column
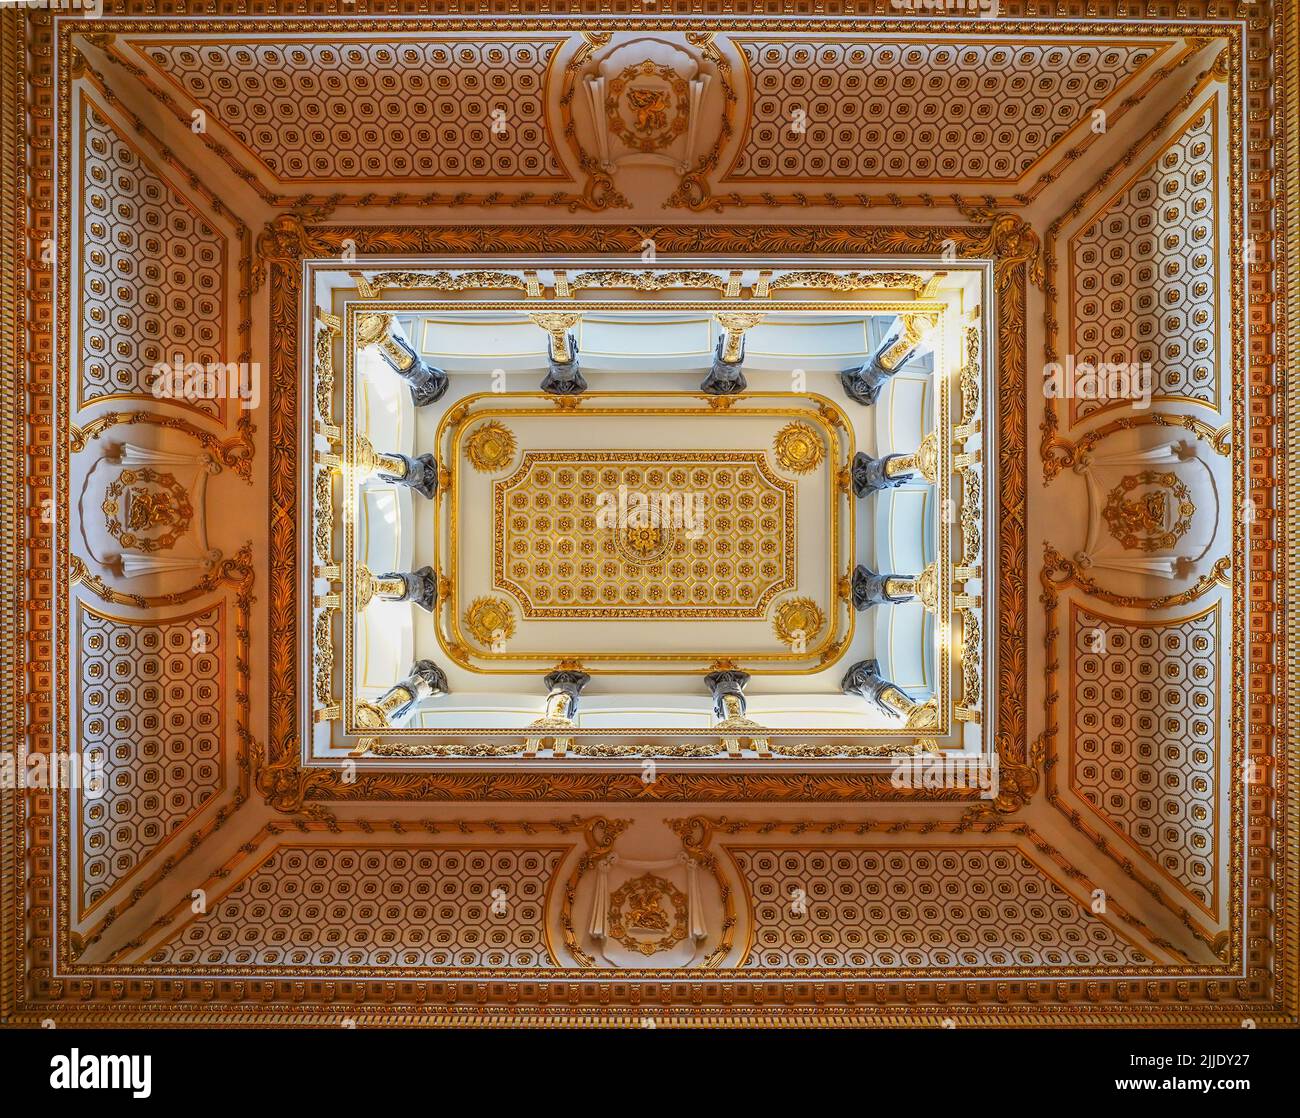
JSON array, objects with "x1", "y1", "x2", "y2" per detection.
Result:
[
  {"x1": 356, "y1": 312, "x2": 449, "y2": 406},
  {"x1": 704, "y1": 669, "x2": 770, "y2": 756},
  {"x1": 543, "y1": 669, "x2": 591, "y2": 722},
  {"x1": 850, "y1": 563, "x2": 937, "y2": 612},
  {"x1": 356, "y1": 436, "x2": 439, "y2": 499},
  {"x1": 704, "y1": 669, "x2": 750, "y2": 721},
  {"x1": 524, "y1": 670, "x2": 591, "y2": 757},
  {"x1": 531, "y1": 312, "x2": 587, "y2": 394},
  {"x1": 356, "y1": 564, "x2": 438, "y2": 612},
  {"x1": 354, "y1": 660, "x2": 449, "y2": 730},
  {"x1": 851, "y1": 431, "x2": 939, "y2": 495},
  {"x1": 701, "y1": 312, "x2": 764, "y2": 394},
  {"x1": 840, "y1": 658, "x2": 937, "y2": 729},
  {"x1": 840, "y1": 313, "x2": 935, "y2": 405}
]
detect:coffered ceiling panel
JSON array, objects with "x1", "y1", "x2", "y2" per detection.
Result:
[
  {"x1": 75, "y1": 602, "x2": 228, "y2": 917},
  {"x1": 78, "y1": 96, "x2": 229, "y2": 418},
  {"x1": 143, "y1": 844, "x2": 567, "y2": 969},
  {"x1": 1064, "y1": 93, "x2": 1224, "y2": 423},
  {"x1": 732, "y1": 844, "x2": 1155, "y2": 969},
  {"x1": 1067, "y1": 602, "x2": 1223, "y2": 919},
  {"x1": 126, "y1": 36, "x2": 569, "y2": 185},
  {"x1": 2, "y1": 1, "x2": 1293, "y2": 1033},
  {"x1": 725, "y1": 38, "x2": 1171, "y2": 186}
]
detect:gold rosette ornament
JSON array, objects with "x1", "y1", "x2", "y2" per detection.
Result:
[
  {"x1": 465, "y1": 421, "x2": 517, "y2": 473},
  {"x1": 773, "y1": 597, "x2": 826, "y2": 647},
  {"x1": 773, "y1": 422, "x2": 825, "y2": 474},
  {"x1": 465, "y1": 596, "x2": 516, "y2": 646}
]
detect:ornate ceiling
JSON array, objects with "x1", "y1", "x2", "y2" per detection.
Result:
[{"x1": 1, "y1": 0, "x2": 1295, "y2": 1031}]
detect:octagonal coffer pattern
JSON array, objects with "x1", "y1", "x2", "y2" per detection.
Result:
[
  {"x1": 1069, "y1": 98, "x2": 1219, "y2": 421},
  {"x1": 143, "y1": 39, "x2": 565, "y2": 182},
  {"x1": 77, "y1": 605, "x2": 225, "y2": 911},
  {"x1": 1071, "y1": 605, "x2": 1219, "y2": 913},
  {"x1": 727, "y1": 40, "x2": 1159, "y2": 182},
  {"x1": 495, "y1": 452, "x2": 794, "y2": 618},
  {"x1": 734, "y1": 847, "x2": 1149, "y2": 969},
  {"x1": 80, "y1": 102, "x2": 225, "y2": 415},
  {"x1": 147, "y1": 847, "x2": 564, "y2": 968}
]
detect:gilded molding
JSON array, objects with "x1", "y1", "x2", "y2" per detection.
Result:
[
  {"x1": 70, "y1": 411, "x2": 254, "y2": 483},
  {"x1": 266, "y1": 221, "x2": 1024, "y2": 798}
]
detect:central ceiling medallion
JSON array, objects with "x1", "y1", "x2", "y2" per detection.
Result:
[
  {"x1": 495, "y1": 449, "x2": 792, "y2": 618},
  {"x1": 613, "y1": 519, "x2": 676, "y2": 565}
]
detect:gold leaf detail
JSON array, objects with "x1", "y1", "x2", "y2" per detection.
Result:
[
  {"x1": 773, "y1": 422, "x2": 825, "y2": 474},
  {"x1": 465, "y1": 596, "x2": 517, "y2": 646},
  {"x1": 465, "y1": 421, "x2": 517, "y2": 473},
  {"x1": 773, "y1": 597, "x2": 826, "y2": 646}
]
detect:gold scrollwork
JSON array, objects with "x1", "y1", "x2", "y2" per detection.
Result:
[
  {"x1": 313, "y1": 609, "x2": 335, "y2": 707},
  {"x1": 1043, "y1": 412, "x2": 1231, "y2": 484},
  {"x1": 1042, "y1": 544, "x2": 1230, "y2": 610},
  {"x1": 365, "y1": 270, "x2": 532, "y2": 293},
  {"x1": 960, "y1": 607, "x2": 981, "y2": 712},
  {"x1": 959, "y1": 318, "x2": 981, "y2": 427},
  {"x1": 314, "y1": 468, "x2": 334, "y2": 566},
  {"x1": 768, "y1": 270, "x2": 930, "y2": 293},
  {"x1": 568, "y1": 269, "x2": 729, "y2": 292},
  {"x1": 70, "y1": 411, "x2": 254, "y2": 483},
  {"x1": 314, "y1": 322, "x2": 337, "y2": 427}
]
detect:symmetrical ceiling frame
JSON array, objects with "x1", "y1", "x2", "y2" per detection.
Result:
[
  {"x1": 279, "y1": 239, "x2": 1013, "y2": 803},
  {"x1": 0, "y1": 1, "x2": 1293, "y2": 1028},
  {"x1": 320, "y1": 290, "x2": 972, "y2": 735}
]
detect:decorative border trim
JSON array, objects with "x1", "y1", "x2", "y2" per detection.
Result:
[{"x1": 260, "y1": 220, "x2": 1029, "y2": 810}]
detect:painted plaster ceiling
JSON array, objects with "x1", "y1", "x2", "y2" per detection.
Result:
[{"x1": 1, "y1": 0, "x2": 1292, "y2": 1030}]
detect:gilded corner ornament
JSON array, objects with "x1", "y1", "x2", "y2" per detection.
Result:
[
  {"x1": 773, "y1": 597, "x2": 826, "y2": 647},
  {"x1": 465, "y1": 421, "x2": 518, "y2": 473},
  {"x1": 465, "y1": 596, "x2": 517, "y2": 646},
  {"x1": 772, "y1": 421, "x2": 826, "y2": 474}
]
